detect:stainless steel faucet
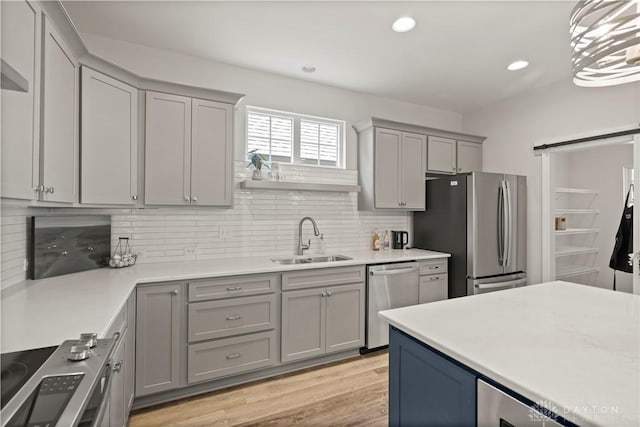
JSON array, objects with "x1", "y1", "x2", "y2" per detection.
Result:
[{"x1": 298, "y1": 216, "x2": 321, "y2": 255}]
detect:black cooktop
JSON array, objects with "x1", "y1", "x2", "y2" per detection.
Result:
[{"x1": 1, "y1": 346, "x2": 57, "y2": 410}]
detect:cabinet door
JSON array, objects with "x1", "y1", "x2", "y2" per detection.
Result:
[
  {"x1": 1, "y1": 0, "x2": 40, "y2": 200},
  {"x1": 109, "y1": 329, "x2": 126, "y2": 427},
  {"x1": 191, "y1": 98, "x2": 233, "y2": 206},
  {"x1": 401, "y1": 132, "x2": 426, "y2": 210},
  {"x1": 281, "y1": 288, "x2": 325, "y2": 362},
  {"x1": 374, "y1": 128, "x2": 401, "y2": 208},
  {"x1": 145, "y1": 91, "x2": 191, "y2": 205},
  {"x1": 427, "y1": 136, "x2": 456, "y2": 174},
  {"x1": 125, "y1": 293, "x2": 136, "y2": 411},
  {"x1": 136, "y1": 283, "x2": 183, "y2": 396},
  {"x1": 456, "y1": 140, "x2": 482, "y2": 173},
  {"x1": 419, "y1": 274, "x2": 448, "y2": 304},
  {"x1": 81, "y1": 68, "x2": 138, "y2": 205},
  {"x1": 325, "y1": 283, "x2": 365, "y2": 353},
  {"x1": 41, "y1": 17, "x2": 78, "y2": 203}
]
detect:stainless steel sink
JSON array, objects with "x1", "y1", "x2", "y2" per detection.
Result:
[{"x1": 271, "y1": 254, "x2": 352, "y2": 265}]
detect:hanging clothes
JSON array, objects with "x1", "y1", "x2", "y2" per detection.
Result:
[{"x1": 609, "y1": 185, "x2": 634, "y2": 290}]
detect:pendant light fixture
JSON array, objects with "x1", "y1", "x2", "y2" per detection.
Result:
[{"x1": 570, "y1": 0, "x2": 640, "y2": 87}]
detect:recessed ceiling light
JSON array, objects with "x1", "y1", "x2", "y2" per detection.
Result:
[
  {"x1": 302, "y1": 66, "x2": 316, "y2": 73},
  {"x1": 506, "y1": 60, "x2": 529, "y2": 71},
  {"x1": 392, "y1": 17, "x2": 416, "y2": 33}
]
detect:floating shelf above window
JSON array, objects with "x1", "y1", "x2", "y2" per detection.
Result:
[
  {"x1": 554, "y1": 187, "x2": 598, "y2": 195},
  {"x1": 556, "y1": 265, "x2": 600, "y2": 279},
  {"x1": 555, "y1": 208, "x2": 600, "y2": 214},
  {"x1": 1, "y1": 59, "x2": 28, "y2": 92},
  {"x1": 555, "y1": 246, "x2": 599, "y2": 257},
  {"x1": 240, "y1": 180, "x2": 361, "y2": 193},
  {"x1": 555, "y1": 228, "x2": 599, "y2": 235}
]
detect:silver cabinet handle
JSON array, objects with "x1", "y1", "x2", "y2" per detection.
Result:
[
  {"x1": 34, "y1": 185, "x2": 44, "y2": 192},
  {"x1": 429, "y1": 276, "x2": 441, "y2": 281},
  {"x1": 49, "y1": 186, "x2": 54, "y2": 194},
  {"x1": 226, "y1": 315, "x2": 242, "y2": 320},
  {"x1": 184, "y1": 195, "x2": 190, "y2": 201},
  {"x1": 370, "y1": 267, "x2": 418, "y2": 276},
  {"x1": 428, "y1": 265, "x2": 440, "y2": 270},
  {"x1": 61, "y1": 250, "x2": 68, "y2": 256},
  {"x1": 170, "y1": 290, "x2": 178, "y2": 295},
  {"x1": 192, "y1": 196, "x2": 198, "y2": 202},
  {"x1": 327, "y1": 291, "x2": 332, "y2": 297},
  {"x1": 226, "y1": 353, "x2": 242, "y2": 360},
  {"x1": 113, "y1": 360, "x2": 123, "y2": 372},
  {"x1": 226, "y1": 287, "x2": 242, "y2": 292},
  {"x1": 321, "y1": 292, "x2": 327, "y2": 297},
  {"x1": 132, "y1": 195, "x2": 138, "y2": 200}
]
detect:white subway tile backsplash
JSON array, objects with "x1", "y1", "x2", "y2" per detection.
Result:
[{"x1": 1, "y1": 163, "x2": 408, "y2": 289}]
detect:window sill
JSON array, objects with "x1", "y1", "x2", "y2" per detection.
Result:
[{"x1": 239, "y1": 180, "x2": 360, "y2": 193}]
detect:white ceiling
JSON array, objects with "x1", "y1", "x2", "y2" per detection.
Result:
[{"x1": 63, "y1": 1, "x2": 577, "y2": 113}]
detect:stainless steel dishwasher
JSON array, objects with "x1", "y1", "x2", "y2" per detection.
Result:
[{"x1": 364, "y1": 262, "x2": 419, "y2": 351}]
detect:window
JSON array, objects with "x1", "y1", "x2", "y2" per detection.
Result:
[{"x1": 247, "y1": 107, "x2": 344, "y2": 168}]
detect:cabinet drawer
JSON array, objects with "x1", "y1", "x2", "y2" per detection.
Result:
[
  {"x1": 282, "y1": 266, "x2": 365, "y2": 291},
  {"x1": 189, "y1": 273, "x2": 278, "y2": 302},
  {"x1": 419, "y1": 258, "x2": 448, "y2": 275},
  {"x1": 188, "y1": 295, "x2": 276, "y2": 342},
  {"x1": 187, "y1": 331, "x2": 276, "y2": 383},
  {"x1": 419, "y1": 274, "x2": 448, "y2": 304}
]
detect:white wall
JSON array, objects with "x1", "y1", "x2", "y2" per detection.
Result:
[
  {"x1": 463, "y1": 79, "x2": 639, "y2": 284},
  {"x1": 80, "y1": 33, "x2": 463, "y2": 170}
]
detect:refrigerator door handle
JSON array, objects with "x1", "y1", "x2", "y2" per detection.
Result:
[
  {"x1": 505, "y1": 180, "x2": 512, "y2": 268},
  {"x1": 497, "y1": 183, "x2": 504, "y2": 266},
  {"x1": 475, "y1": 278, "x2": 527, "y2": 290}
]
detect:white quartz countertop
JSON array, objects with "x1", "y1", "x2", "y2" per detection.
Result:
[
  {"x1": 379, "y1": 281, "x2": 640, "y2": 427},
  {"x1": 1, "y1": 248, "x2": 447, "y2": 353}
]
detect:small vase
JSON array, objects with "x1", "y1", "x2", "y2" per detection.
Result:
[{"x1": 252, "y1": 168, "x2": 263, "y2": 180}]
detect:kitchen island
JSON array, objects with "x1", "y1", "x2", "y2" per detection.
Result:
[{"x1": 380, "y1": 281, "x2": 640, "y2": 427}]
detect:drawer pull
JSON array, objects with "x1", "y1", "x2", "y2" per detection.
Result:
[
  {"x1": 226, "y1": 315, "x2": 242, "y2": 320},
  {"x1": 429, "y1": 266, "x2": 440, "y2": 270},
  {"x1": 226, "y1": 352, "x2": 242, "y2": 360},
  {"x1": 226, "y1": 287, "x2": 243, "y2": 292},
  {"x1": 430, "y1": 276, "x2": 441, "y2": 281}
]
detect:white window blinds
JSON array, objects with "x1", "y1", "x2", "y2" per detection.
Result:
[{"x1": 246, "y1": 107, "x2": 344, "y2": 168}]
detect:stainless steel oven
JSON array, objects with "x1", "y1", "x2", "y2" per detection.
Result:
[{"x1": 1, "y1": 333, "x2": 118, "y2": 427}]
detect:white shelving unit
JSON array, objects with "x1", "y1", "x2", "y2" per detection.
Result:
[{"x1": 554, "y1": 187, "x2": 599, "y2": 281}]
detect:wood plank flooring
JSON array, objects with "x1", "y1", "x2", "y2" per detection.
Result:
[{"x1": 129, "y1": 351, "x2": 389, "y2": 427}]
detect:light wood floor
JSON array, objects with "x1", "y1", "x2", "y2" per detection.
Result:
[{"x1": 129, "y1": 351, "x2": 389, "y2": 427}]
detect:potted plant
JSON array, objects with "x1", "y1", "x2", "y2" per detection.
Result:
[{"x1": 247, "y1": 149, "x2": 270, "y2": 180}]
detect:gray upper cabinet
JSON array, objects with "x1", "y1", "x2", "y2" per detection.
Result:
[
  {"x1": 145, "y1": 91, "x2": 192, "y2": 205},
  {"x1": 41, "y1": 16, "x2": 79, "y2": 203},
  {"x1": 456, "y1": 140, "x2": 482, "y2": 173},
  {"x1": 427, "y1": 136, "x2": 483, "y2": 175},
  {"x1": 191, "y1": 98, "x2": 233, "y2": 206},
  {"x1": 81, "y1": 67, "x2": 138, "y2": 205},
  {"x1": 136, "y1": 283, "x2": 184, "y2": 396},
  {"x1": 1, "y1": 0, "x2": 41, "y2": 200},
  {"x1": 145, "y1": 91, "x2": 233, "y2": 206},
  {"x1": 427, "y1": 136, "x2": 457, "y2": 174},
  {"x1": 357, "y1": 125, "x2": 426, "y2": 211}
]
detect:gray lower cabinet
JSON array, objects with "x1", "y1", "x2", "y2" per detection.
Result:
[
  {"x1": 418, "y1": 259, "x2": 449, "y2": 304},
  {"x1": 136, "y1": 283, "x2": 185, "y2": 396},
  {"x1": 281, "y1": 282, "x2": 365, "y2": 363},
  {"x1": 188, "y1": 331, "x2": 276, "y2": 384},
  {"x1": 109, "y1": 327, "x2": 127, "y2": 427}
]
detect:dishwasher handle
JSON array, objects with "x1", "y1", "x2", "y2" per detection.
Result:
[{"x1": 370, "y1": 267, "x2": 418, "y2": 276}]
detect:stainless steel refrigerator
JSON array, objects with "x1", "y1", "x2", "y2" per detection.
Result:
[{"x1": 413, "y1": 172, "x2": 527, "y2": 298}]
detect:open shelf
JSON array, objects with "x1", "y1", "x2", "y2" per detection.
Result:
[
  {"x1": 555, "y1": 209, "x2": 600, "y2": 215},
  {"x1": 555, "y1": 246, "x2": 599, "y2": 257},
  {"x1": 1, "y1": 59, "x2": 29, "y2": 92},
  {"x1": 554, "y1": 187, "x2": 598, "y2": 195},
  {"x1": 240, "y1": 180, "x2": 361, "y2": 193},
  {"x1": 555, "y1": 228, "x2": 599, "y2": 235},
  {"x1": 556, "y1": 265, "x2": 600, "y2": 279}
]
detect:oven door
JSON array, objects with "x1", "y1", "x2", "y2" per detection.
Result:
[{"x1": 77, "y1": 361, "x2": 114, "y2": 427}]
